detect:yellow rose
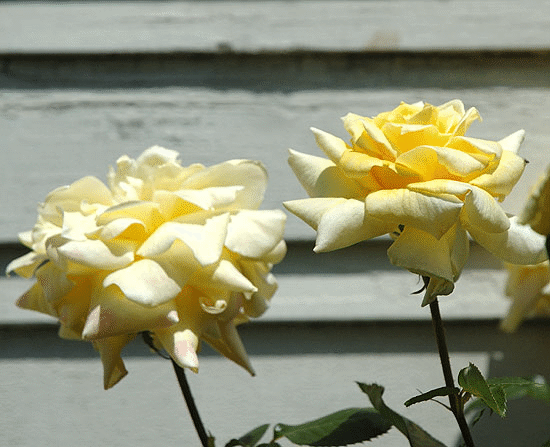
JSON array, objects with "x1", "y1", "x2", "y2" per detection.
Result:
[
  {"x1": 501, "y1": 261, "x2": 550, "y2": 332},
  {"x1": 7, "y1": 147, "x2": 286, "y2": 388},
  {"x1": 501, "y1": 165, "x2": 550, "y2": 332},
  {"x1": 284, "y1": 100, "x2": 547, "y2": 305}
]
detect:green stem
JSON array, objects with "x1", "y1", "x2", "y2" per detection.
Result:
[
  {"x1": 171, "y1": 358, "x2": 209, "y2": 447},
  {"x1": 429, "y1": 299, "x2": 475, "y2": 447}
]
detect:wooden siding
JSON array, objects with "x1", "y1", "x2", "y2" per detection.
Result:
[{"x1": 2, "y1": 2, "x2": 550, "y2": 446}]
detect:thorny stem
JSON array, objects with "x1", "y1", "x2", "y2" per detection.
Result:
[
  {"x1": 171, "y1": 359, "x2": 209, "y2": 447},
  {"x1": 430, "y1": 299, "x2": 475, "y2": 447}
]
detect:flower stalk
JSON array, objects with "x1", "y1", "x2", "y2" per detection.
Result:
[
  {"x1": 171, "y1": 359, "x2": 209, "y2": 447},
  {"x1": 429, "y1": 299, "x2": 475, "y2": 447}
]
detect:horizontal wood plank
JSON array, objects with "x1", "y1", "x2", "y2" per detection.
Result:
[
  {"x1": 1, "y1": 87, "x2": 549, "y2": 242},
  {"x1": 2, "y1": 322, "x2": 550, "y2": 446},
  {"x1": 1, "y1": 1, "x2": 550, "y2": 53}
]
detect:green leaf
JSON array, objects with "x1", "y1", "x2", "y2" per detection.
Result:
[
  {"x1": 357, "y1": 382, "x2": 447, "y2": 447},
  {"x1": 273, "y1": 407, "x2": 391, "y2": 446},
  {"x1": 404, "y1": 387, "x2": 459, "y2": 407},
  {"x1": 458, "y1": 363, "x2": 507, "y2": 417},
  {"x1": 487, "y1": 376, "x2": 550, "y2": 403},
  {"x1": 541, "y1": 439, "x2": 550, "y2": 447},
  {"x1": 226, "y1": 424, "x2": 270, "y2": 447},
  {"x1": 465, "y1": 375, "x2": 550, "y2": 414}
]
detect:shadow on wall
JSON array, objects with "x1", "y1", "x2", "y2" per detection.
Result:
[{"x1": 2, "y1": 320, "x2": 549, "y2": 446}]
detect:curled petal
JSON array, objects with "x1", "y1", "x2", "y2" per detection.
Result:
[
  {"x1": 16, "y1": 281, "x2": 58, "y2": 317},
  {"x1": 501, "y1": 262, "x2": 550, "y2": 332},
  {"x1": 182, "y1": 159, "x2": 268, "y2": 210},
  {"x1": 396, "y1": 146, "x2": 486, "y2": 181},
  {"x1": 365, "y1": 189, "x2": 462, "y2": 239},
  {"x1": 97, "y1": 201, "x2": 163, "y2": 233},
  {"x1": 468, "y1": 216, "x2": 548, "y2": 264},
  {"x1": 103, "y1": 259, "x2": 181, "y2": 307},
  {"x1": 342, "y1": 113, "x2": 396, "y2": 159},
  {"x1": 338, "y1": 150, "x2": 390, "y2": 177},
  {"x1": 202, "y1": 322, "x2": 255, "y2": 375},
  {"x1": 156, "y1": 327, "x2": 200, "y2": 372},
  {"x1": 470, "y1": 150, "x2": 527, "y2": 199},
  {"x1": 311, "y1": 127, "x2": 349, "y2": 164},
  {"x1": 315, "y1": 199, "x2": 393, "y2": 252},
  {"x1": 93, "y1": 334, "x2": 136, "y2": 389},
  {"x1": 225, "y1": 210, "x2": 287, "y2": 259},
  {"x1": 138, "y1": 214, "x2": 229, "y2": 266},
  {"x1": 82, "y1": 286, "x2": 178, "y2": 340},
  {"x1": 407, "y1": 180, "x2": 510, "y2": 233},
  {"x1": 498, "y1": 129, "x2": 525, "y2": 155},
  {"x1": 173, "y1": 186, "x2": 244, "y2": 211},
  {"x1": 45, "y1": 176, "x2": 113, "y2": 207},
  {"x1": 284, "y1": 197, "x2": 347, "y2": 231},
  {"x1": 35, "y1": 262, "x2": 74, "y2": 304},
  {"x1": 388, "y1": 224, "x2": 468, "y2": 305},
  {"x1": 6, "y1": 251, "x2": 48, "y2": 278},
  {"x1": 388, "y1": 226, "x2": 456, "y2": 285},
  {"x1": 451, "y1": 106, "x2": 482, "y2": 137},
  {"x1": 191, "y1": 259, "x2": 257, "y2": 294},
  {"x1": 518, "y1": 165, "x2": 550, "y2": 235},
  {"x1": 383, "y1": 123, "x2": 449, "y2": 154},
  {"x1": 288, "y1": 149, "x2": 364, "y2": 199},
  {"x1": 262, "y1": 240, "x2": 287, "y2": 264},
  {"x1": 91, "y1": 218, "x2": 146, "y2": 242},
  {"x1": 57, "y1": 239, "x2": 134, "y2": 271}
]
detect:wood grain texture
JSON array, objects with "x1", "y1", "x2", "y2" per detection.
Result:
[
  {"x1": 2, "y1": 1, "x2": 550, "y2": 53},
  {"x1": 1, "y1": 87, "x2": 549, "y2": 242}
]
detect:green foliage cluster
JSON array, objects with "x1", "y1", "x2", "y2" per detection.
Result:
[{"x1": 218, "y1": 364, "x2": 550, "y2": 447}]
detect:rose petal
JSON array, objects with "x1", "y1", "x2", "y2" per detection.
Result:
[
  {"x1": 365, "y1": 189, "x2": 462, "y2": 239},
  {"x1": 470, "y1": 149, "x2": 527, "y2": 199},
  {"x1": 388, "y1": 226, "x2": 454, "y2": 284},
  {"x1": 225, "y1": 210, "x2": 287, "y2": 259},
  {"x1": 387, "y1": 224, "x2": 468, "y2": 305},
  {"x1": 407, "y1": 179, "x2": 510, "y2": 233},
  {"x1": 451, "y1": 106, "x2": 481, "y2": 137},
  {"x1": 311, "y1": 127, "x2": 349, "y2": 164},
  {"x1": 45, "y1": 176, "x2": 113, "y2": 207},
  {"x1": 57, "y1": 239, "x2": 134, "y2": 271},
  {"x1": 501, "y1": 262, "x2": 550, "y2": 332},
  {"x1": 191, "y1": 259, "x2": 257, "y2": 294},
  {"x1": 202, "y1": 322, "x2": 255, "y2": 375},
  {"x1": 498, "y1": 129, "x2": 525, "y2": 155},
  {"x1": 138, "y1": 214, "x2": 229, "y2": 266},
  {"x1": 155, "y1": 327, "x2": 200, "y2": 372},
  {"x1": 342, "y1": 113, "x2": 396, "y2": 159},
  {"x1": 15, "y1": 281, "x2": 58, "y2": 317},
  {"x1": 91, "y1": 218, "x2": 146, "y2": 241},
  {"x1": 315, "y1": 198, "x2": 393, "y2": 252},
  {"x1": 288, "y1": 149, "x2": 364, "y2": 199},
  {"x1": 82, "y1": 284, "x2": 179, "y2": 339},
  {"x1": 97, "y1": 201, "x2": 163, "y2": 233},
  {"x1": 103, "y1": 259, "x2": 182, "y2": 307},
  {"x1": 468, "y1": 216, "x2": 548, "y2": 264},
  {"x1": 92, "y1": 334, "x2": 135, "y2": 389},
  {"x1": 6, "y1": 251, "x2": 48, "y2": 278},
  {"x1": 182, "y1": 159, "x2": 268, "y2": 210},
  {"x1": 284, "y1": 197, "x2": 347, "y2": 231}
]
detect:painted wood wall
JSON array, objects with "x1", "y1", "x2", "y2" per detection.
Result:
[{"x1": 1, "y1": 2, "x2": 550, "y2": 446}]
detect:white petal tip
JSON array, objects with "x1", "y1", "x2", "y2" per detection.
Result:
[
  {"x1": 82, "y1": 306, "x2": 101, "y2": 340},
  {"x1": 173, "y1": 339, "x2": 200, "y2": 371}
]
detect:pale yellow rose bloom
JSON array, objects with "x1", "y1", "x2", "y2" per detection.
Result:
[
  {"x1": 7, "y1": 147, "x2": 286, "y2": 389},
  {"x1": 501, "y1": 165, "x2": 550, "y2": 332},
  {"x1": 501, "y1": 261, "x2": 550, "y2": 332},
  {"x1": 284, "y1": 100, "x2": 547, "y2": 305}
]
